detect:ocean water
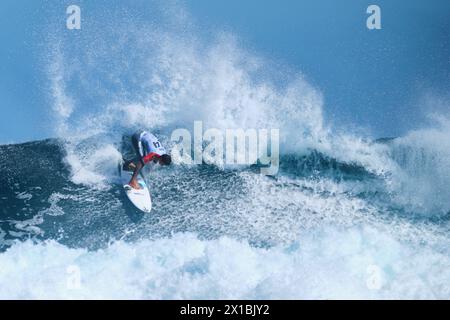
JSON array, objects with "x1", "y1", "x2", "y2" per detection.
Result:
[{"x1": 0, "y1": 2, "x2": 449, "y2": 299}]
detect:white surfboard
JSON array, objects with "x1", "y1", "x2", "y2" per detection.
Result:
[{"x1": 119, "y1": 161, "x2": 152, "y2": 213}]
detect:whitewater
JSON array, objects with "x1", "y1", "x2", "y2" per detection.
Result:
[{"x1": 0, "y1": 3, "x2": 449, "y2": 299}]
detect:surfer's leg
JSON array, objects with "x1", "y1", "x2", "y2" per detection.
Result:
[{"x1": 129, "y1": 160, "x2": 143, "y2": 189}]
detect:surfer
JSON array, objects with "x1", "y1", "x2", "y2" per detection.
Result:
[{"x1": 125, "y1": 130, "x2": 172, "y2": 189}]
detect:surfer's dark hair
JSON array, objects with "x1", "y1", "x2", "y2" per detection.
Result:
[{"x1": 160, "y1": 154, "x2": 172, "y2": 165}]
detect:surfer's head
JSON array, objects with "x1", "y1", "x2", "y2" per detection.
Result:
[{"x1": 159, "y1": 154, "x2": 172, "y2": 166}]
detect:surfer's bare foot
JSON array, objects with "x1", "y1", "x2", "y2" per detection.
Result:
[{"x1": 129, "y1": 180, "x2": 142, "y2": 190}]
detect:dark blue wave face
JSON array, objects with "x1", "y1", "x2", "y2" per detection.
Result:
[
  {"x1": 0, "y1": 140, "x2": 67, "y2": 243},
  {"x1": 0, "y1": 139, "x2": 258, "y2": 250},
  {"x1": 0, "y1": 140, "x2": 139, "y2": 250},
  {"x1": 0, "y1": 138, "x2": 449, "y2": 253}
]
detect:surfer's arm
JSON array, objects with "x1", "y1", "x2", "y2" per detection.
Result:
[{"x1": 142, "y1": 152, "x2": 158, "y2": 164}]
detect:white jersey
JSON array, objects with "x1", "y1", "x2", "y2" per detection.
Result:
[{"x1": 138, "y1": 131, "x2": 167, "y2": 157}]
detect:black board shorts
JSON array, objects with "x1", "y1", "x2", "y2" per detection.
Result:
[{"x1": 131, "y1": 130, "x2": 145, "y2": 165}]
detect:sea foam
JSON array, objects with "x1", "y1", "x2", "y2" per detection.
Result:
[{"x1": 0, "y1": 227, "x2": 448, "y2": 299}]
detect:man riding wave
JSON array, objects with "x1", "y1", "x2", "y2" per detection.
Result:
[{"x1": 125, "y1": 130, "x2": 172, "y2": 189}]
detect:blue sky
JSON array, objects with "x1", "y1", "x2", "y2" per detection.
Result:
[{"x1": 0, "y1": 0, "x2": 449, "y2": 144}]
